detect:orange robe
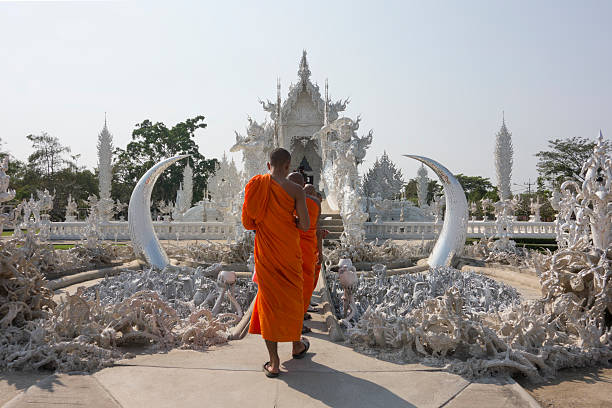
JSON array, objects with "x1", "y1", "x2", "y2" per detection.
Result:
[
  {"x1": 299, "y1": 197, "x2": 320, "y2": 313},
  {"x1": 243, "y1": 174, "x2": 303, "y2": 342}
]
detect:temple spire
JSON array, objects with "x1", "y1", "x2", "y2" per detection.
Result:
[
  {"x1": 298, "y1": 50, "x2": 311, "y2": 83},
  {"x1": 324, "y1": 78, "x2": 329, "y2": 126}
]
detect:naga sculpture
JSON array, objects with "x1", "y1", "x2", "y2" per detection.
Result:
[{"x1": 403, "y1": 155, "x2": 468, "y2": 267}]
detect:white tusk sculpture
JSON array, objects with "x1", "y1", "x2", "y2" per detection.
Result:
[
  {"x1": 128, "y1": 155, "x2": 190, "y2": 268},
  {"x1": 403, "y1": 155, "x2": 468, "y2": 267}
]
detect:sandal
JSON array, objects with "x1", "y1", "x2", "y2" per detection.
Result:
[
  {"x1": 304, "y1": 313, "x2": 312, "y2": 320},
  {"x1": 262, "y1": 361, "x2": 279, "y2": 378},
  {"x1": 292, "y1": 337, "x2": 310, "y2": 359},
  {"x1": 301, "y1": 326, "x2": 312, "y2": 334}
]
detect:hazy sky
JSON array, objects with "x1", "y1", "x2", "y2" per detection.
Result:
[{"x1": 1, "y1": 0, "x2": 610, "y2": 194}]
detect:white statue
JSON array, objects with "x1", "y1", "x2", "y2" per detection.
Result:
[
  {"x1": 0, "y1": 157, "x2": 17, "y2": 235},
  {"x1": 65, "y1": 193, "x2": 78, "y2": 221},
  {"x1": 529, "y1": 197, "x2": 544, "y2": 222},
  {"x1": 230, "y1": 118, "x2": 274, "y2": 185},
  {"x1": 317, "y1": 117, "x2": 371, "y2": 243},
  {"x1": 115, "y1": 199, "x2": 127, "y2": 221},
  {"x1": 432, "y1": 193, "x2": 445, "y2": 223},
  {"x1": 470, "y1": 201, "x2": 478, "y2": 221},
  {"x1": 556, "y1": 132, "x2": 611, "y2": 250},
  {"x1": 495, "y1": 116, "x2": 513, "y2": 200},
  {"x1": 157, "y1": 200, "x2": 174, "y2": 221},
  {"x1": 492, "y1": 198, "x2": 516, "y2": 251},
  {"x1": 480, "y1": 198, "x2": 492, "y2": 221},
  {"x1": 172, "y1": 163, "x2": 193, "y2": 220}
]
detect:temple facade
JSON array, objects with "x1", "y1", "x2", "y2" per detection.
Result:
[{"x1": 254, "y1": 50, "x2": 349, "y2": 188}]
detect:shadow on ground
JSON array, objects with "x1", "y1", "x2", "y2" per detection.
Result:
[{"x1": 281, "y1": 353, "x2": 416, "y2": 408}]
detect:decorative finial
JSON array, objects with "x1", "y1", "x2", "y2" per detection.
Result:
[
  {"x1": 298, "y1": 50, "x2": 311, "y2": 82},
  {"x1": 104, "y1": 111, "x2": 107, "y2": 127},
  {"x1": 599, "y1": 129, "x2": 604, "y2": 144},
  {"x1": 502, "y1": 110, "x2": 505, "y2": 124}
]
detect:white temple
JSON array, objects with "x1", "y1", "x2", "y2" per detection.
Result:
[{"x1": 233, "y1": 50, "x2": 353, "y2": 191}]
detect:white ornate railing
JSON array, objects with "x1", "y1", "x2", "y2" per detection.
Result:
[
  {"x1": 49, "y1": 221, "x2": 236, "y2": 241},
  {"x1": 365, "y1": 221, "x2": 556, "y2": 240},
  {"x1": 47, "y1": 220, "x2": 555, "y2": 241}
]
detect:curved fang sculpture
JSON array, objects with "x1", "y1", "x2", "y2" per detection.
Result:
[
  {"x1": 128, "y1": 155, "x2": 190, "y2": 268},
  {"x1": 403, "y1": 155, "x2": 468, "y2": 267}
]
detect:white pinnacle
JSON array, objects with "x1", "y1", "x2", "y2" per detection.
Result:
[
  {"x1": 97, "y1": 118, "x2": 113, "y2": 201},
  {"x1": 495, "y1": 115, "x2": 513, "y2": 200}
]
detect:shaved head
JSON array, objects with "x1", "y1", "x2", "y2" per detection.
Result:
[
  {"x1": 269, "y1": 148, "x2": 291, "y2": 168},
  {"x1": 288, "y1": 172, "x2": 304, "y2": 187},
  {"x1": 304, "y1": 184, "x2": 316, "y2": 196}
]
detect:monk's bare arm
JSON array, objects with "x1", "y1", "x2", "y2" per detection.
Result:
[{"x1": 293, "y1": 188, "x2": 310, "y2": 231}]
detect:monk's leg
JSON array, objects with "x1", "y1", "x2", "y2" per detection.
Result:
[
  {"x1": 264, "y1": 340, "x2": 280, "y2": 373},
  {"x1": 292, "y1": 340, "x2": 306, "y2": 355}
]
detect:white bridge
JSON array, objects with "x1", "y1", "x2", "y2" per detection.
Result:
[{"x1": 47, "y1": 220, "x2": 556, "y2": 241}]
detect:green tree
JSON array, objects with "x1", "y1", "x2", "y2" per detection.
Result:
[
  {"x1": 113, "y1": 116, "x2": 217, "y2": 205},
  {"x1": 536, "y1": 137, "x2": 611, "y2": 187},
  {"x1": 4, "y1": 134, "x2": 98, "y2": 221},
  {"x1": 26, "y1": 132, "x2": 77, "y2": 177},
  {"x1": 454, "y1": 174, "x2": 499, "y2": 202},
  {"x1": 403, "y1": 179, "x2": 441, "y2": 206}
]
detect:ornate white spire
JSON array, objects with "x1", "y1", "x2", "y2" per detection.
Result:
[
  {"x1": 97, "y1": 118, "x2": 113, "y2": 201},
  {"x1": 298, "y1": 50, "x2": 311, "y2": 83},
  {"x1": 495, "y1": 114, "x2": 514, "y2": 200},
  {"x1": 417, "y1": 164, "x2": 428, "y2": 208}
]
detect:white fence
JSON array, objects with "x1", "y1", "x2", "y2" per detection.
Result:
[
  {"x1": 49, "y1": 221, "x2": 237, "y2": 241},
  {"x1": 47, "y1": 220, "x2": 556, "y2": 241},
  {"x1": 364, "y1": 221, "x2": 556, "y2": 240}
]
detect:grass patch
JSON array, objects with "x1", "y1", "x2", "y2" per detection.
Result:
[{"x1": 53, "y1": 244, "x2": 75, "y2": 250}]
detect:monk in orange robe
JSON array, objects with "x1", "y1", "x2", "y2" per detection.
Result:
[
  {"x1": 313, "y1": 191, "x2": 325, "y2": 294},
  {"x1": 301, "y1": 184, "x2": 321, "y2": 313},
  {"x1": 242, "y1": 148, "x2": 310, "y2": 378},
  {"x1": 287, "y1": 177, "x2": 321, "y2": 329}
]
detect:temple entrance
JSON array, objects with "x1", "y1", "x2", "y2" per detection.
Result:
[{"x1": 297, "y1": 156, "x2": 315, "y2": 185}]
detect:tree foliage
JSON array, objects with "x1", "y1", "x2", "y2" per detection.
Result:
[
  {"x1": 26, "y1": 132, "x2": 77, "y2": 177},
  {"x1": 362, "y1": 152, "x2": 405, "y2": 200},
  {"x1": 403, "y1": 179, "x2": 441, "y2": 206},
  {"x1": 454, "y1": 174, "x2": 499, "y2": 202},
  {"x1": 5, "y1": 135, "x2": 97, "y2": 221},
  {"x1": 536, "y1": 137, "x2": 611, "y2": 187},
  {"x1": 113, "y1": 116, "x2": 217, "y2": 205}
]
